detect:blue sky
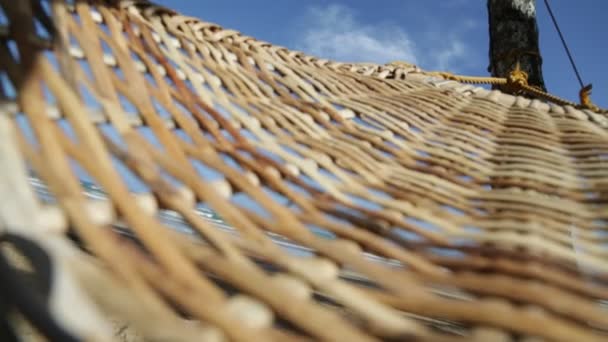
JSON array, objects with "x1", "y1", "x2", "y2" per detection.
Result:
[{"x1": 156, "y1": 0, "x2": 607, "y2": 108}]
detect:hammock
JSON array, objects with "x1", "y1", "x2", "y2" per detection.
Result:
[{"x1": 1, "y1": 1, "x2": 607, "y2": 341}]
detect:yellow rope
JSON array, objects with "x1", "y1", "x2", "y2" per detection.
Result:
[
  {"x1": 418, "y1": 64, "x2": 607, "y2": 114},
  {"x1": 579, "y1": 84, "x2": 606, "y2": 113}
]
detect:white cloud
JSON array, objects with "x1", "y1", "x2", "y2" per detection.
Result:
[
  {"x1": 434, "y1": 40, "x2": 466, "y2": 71},
  {"x1": 295, "y1": 4, "x2": 475, "y2": 72},
  {"x1": 295, "y1": 5, "x2": 417, "y2": 65}
]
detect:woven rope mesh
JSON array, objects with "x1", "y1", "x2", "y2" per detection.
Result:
[{"x1": 1, "y1": 1, "x2": 608, "y2": 341}]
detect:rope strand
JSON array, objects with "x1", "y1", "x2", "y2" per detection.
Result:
[{"x1": 543, "y1": 0, "x2": 585, "y2": 89}]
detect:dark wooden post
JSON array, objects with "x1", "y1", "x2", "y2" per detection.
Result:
[{"x1": 487, "y1": 0, "x2": 546, "y2": 91}]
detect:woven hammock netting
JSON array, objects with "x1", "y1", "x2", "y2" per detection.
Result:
[{"x1": 1, "y1": 1, "x2": 608, "y2": 341}]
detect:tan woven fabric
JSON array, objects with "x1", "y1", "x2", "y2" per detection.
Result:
[{"x1": 1, "y1": 1, "x2": 608, "y2": 341}]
